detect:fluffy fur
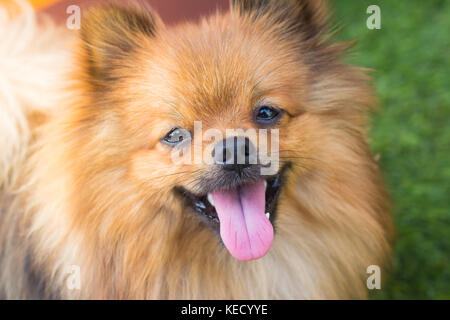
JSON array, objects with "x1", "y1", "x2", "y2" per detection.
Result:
[
  {"x1": 0, "y1": 0, "x2": 393, "y2": 299},
  {"x1": 0, "y1": 0, "x2": 70, "y2": 189}
]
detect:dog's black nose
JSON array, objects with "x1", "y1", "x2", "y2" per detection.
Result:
[{"x1": 213, "y1": 136, "x2": 257, "y2": 172}]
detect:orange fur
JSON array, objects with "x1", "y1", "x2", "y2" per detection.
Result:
[{"x1": 0, "y1": 0, "x2": 393, "y2": 299}]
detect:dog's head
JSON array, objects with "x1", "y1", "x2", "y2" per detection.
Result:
[{"x1": 74, "y1": 0, "x2": 374, "y2": 261}]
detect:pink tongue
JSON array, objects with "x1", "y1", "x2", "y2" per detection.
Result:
[{"x1": 211, "y1": 180, "x2": 273, "y2": 261}]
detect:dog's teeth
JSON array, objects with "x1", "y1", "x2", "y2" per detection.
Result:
[
  {"x1": 207, "y1": 193, "x2": 215, "y2": 206},
  {"x1": 266, "y1": 212, "x2": 270, "y2": 219}
]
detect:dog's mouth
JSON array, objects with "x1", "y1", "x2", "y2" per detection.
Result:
[{"x1": 174, "y1": 166, "x2": 288, "y2": 261}]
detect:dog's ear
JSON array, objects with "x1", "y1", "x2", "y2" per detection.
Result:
[
  {"x1": 79, "y1": 4, "x2": 161, "y2": 85},
  {"x1": 231, "y1": 0, "x2": 328, "y2": 42}
]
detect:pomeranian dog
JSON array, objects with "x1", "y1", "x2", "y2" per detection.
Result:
[{"x1": 0, "y1": 0, "x2": 393, "y2": 299}]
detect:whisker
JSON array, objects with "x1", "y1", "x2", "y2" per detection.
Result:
[{"x1": 146, "y1": 169, "x2": 202, "y2": 183}]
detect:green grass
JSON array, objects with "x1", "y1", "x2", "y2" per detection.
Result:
[{"x1": 329, "y1": 0, "x2": 450, "y2": 299}]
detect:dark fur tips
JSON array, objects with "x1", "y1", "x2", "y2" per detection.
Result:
[
  {"x1": 231, "y1": 0, "x2": 329, "y2": 41},
  {"x1": 79, "y1": 4, "x2": 159, "y2": 85}
]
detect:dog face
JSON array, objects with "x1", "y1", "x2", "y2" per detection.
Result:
[{"x1": 75, "y1": 0, "x2": 374, "y2": 262}]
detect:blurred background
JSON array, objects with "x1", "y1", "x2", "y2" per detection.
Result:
[
  {"x1": 30, "y1": 0, "x2": 449, "y2": 299},
  {"x1": 331, "y1": 0, "x2": 449, "y2": 300}
]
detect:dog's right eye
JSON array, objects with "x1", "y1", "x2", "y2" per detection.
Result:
[{"x1": 162, "y1": 128, "x2": 190, "y2": 146}]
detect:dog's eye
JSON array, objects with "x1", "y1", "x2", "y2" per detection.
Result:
[
  {"x1": 162, "y1": 128, "x2": 190, "y2": 145},
  {"x1": 254, "y1": 105, "x2": 282, "y2": 123}
]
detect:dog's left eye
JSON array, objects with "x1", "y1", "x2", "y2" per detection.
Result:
[
  {"x1": 162, "y1": 128, "x2": 190, "y2": 145},
  {"x1": 254, "y1": 105, "x2": 282, "y2": 123}
]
